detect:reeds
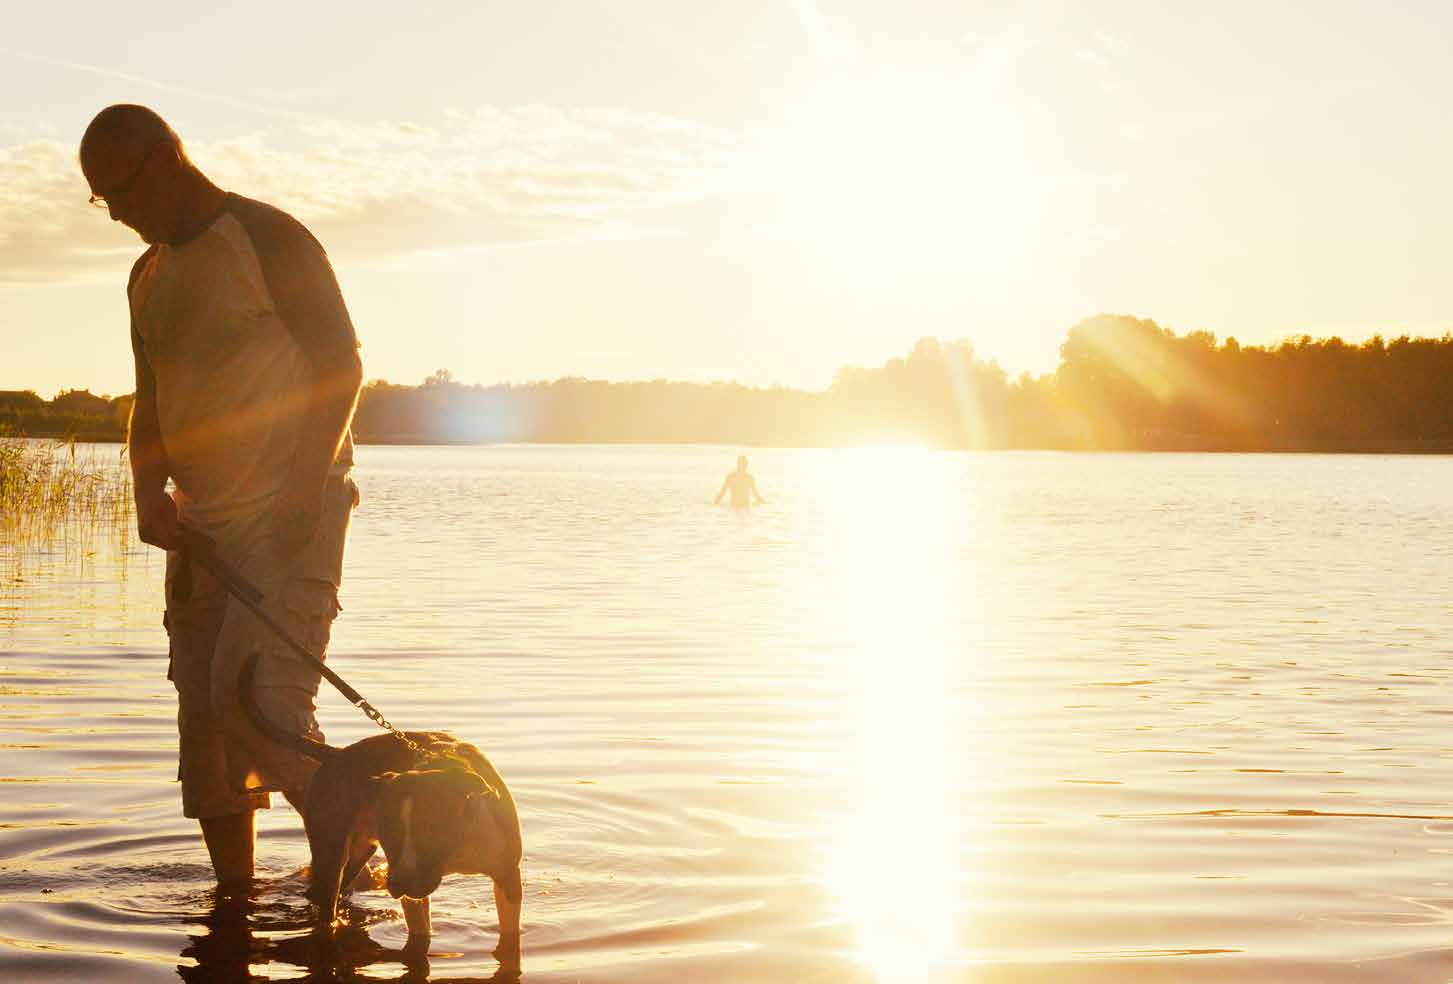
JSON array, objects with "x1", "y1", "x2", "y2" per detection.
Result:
[{"x1": 0, "y1": 435, "x2": 133, "y2": 541}]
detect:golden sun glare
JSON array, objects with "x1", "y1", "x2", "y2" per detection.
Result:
[
  {"x1": 813, "y1": 448, "x2": 976, "y2": 981},
  {"x1": 753, "y1": 67, "x2": 1045, "y2": 290}
]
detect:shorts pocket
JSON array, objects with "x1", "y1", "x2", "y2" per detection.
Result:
[
  {"x1": 253, "y1": 577, "x2": 340, "y2": 692},
  {"x1": 282, "y1": 576, "x2": 341, "y2": 658},
  {"x1": 291, "y1": 478, "x2": 354, "y2": 589}
]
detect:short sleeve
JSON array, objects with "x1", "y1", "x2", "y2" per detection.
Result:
[{"x1": 224, "y1": 195, "x2": 360, "y2": 366}]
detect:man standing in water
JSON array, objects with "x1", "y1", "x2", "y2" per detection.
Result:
[
  {"x1": 714, "y1": 455, "x2": 766, "y2": 510},
  {"x1": 80, "y1": 105, "x2": 363, "y2": 890}
]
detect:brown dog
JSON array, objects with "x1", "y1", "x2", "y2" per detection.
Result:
[{"x1": 239, "y1": 652, "x2": 522, "y2": 954}]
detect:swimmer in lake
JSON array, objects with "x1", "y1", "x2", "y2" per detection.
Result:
[{"x1": 714, "y1": 455, "x2": 766, "y2": 510}]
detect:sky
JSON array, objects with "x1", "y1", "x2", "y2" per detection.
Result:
[{"x1": 4, "y1": 0, "x2": 1453, "y2": 398}]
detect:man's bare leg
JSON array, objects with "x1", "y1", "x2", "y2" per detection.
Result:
[{"x1": 200, "y1": 811, "x2": 255, "y2": 890}]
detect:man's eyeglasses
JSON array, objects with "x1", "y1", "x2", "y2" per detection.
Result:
[{"x1": 88, "y1": 139, "x2": 164, "y2": 209}]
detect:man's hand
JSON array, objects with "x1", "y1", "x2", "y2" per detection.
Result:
[
  {"x1": 270, "y1": 482, "x2": 325, "y2": 558},
  {"x1": 136, "y1": 487, "x2": 181, "y2": 550}
]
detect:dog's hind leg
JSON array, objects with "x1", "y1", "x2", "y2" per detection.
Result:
[{"x1": 340, "y1": 841, "x2": 379, "y2": 895}]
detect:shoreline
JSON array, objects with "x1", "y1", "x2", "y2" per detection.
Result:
[{"x1": 13, "y1": 432, "x2": 1453, "y2": 454}]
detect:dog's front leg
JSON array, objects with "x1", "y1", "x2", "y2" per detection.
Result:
[{"x1": 401, "y1": 894, "x2": 431, "y2": 945}]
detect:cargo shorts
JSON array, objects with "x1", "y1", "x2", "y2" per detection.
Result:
[{"x1": 165, "y1": 473, "x2": 358, "y2": 820}]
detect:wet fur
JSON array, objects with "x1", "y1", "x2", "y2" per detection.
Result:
[{"x1": 239, "y1": 652, "x2": 523, "y2": 948}]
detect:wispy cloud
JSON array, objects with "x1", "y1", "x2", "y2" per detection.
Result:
[
  {"x1": 1093, "y1": 31, "x2": 1129, "y2": 55},
  {"x1": 0, "y1": 138, "x2": 120, "y2": 286},
  {"x1": 0, "y1": 104, "x2": 741, "y2": 287},
  {"x1": 788, "y1": 0, "x2": 857, "y2": 61},
  {"x1": 0, "y1": 46, "x2": 317, "y2": 123}
]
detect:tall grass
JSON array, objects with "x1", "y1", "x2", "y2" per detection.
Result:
[{"x1": 0, "y1": 435, "x2": 134, "y2": 541}]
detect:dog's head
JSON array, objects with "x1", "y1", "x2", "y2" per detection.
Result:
[{"x1": 371, "y1": 763, "x2": 504, "y2": 900}]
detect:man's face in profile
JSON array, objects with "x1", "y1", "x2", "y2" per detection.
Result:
[{"x1": 82, "y1": 139, "x2": 170, "y2": 245}]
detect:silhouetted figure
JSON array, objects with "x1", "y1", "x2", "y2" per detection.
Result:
[
  {"x1": 714, "y1": 455, "x2": 765, "y2": 510},
  {"x1": 80, "y1": 103, "x2": 363, "y2": 893}
]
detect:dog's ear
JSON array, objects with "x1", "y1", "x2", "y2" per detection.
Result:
[
  {"x1": 471, "y1": 787, "x2": 503, "y2": 830},
  {"x1": 367, "y1": 771, "x2": 403, "y2": 796},
  {"x1": 434, "y1": 760, "x2": 496, "y2": 796},
  {"x1": 461, "y1": 768, "x2": 491, "y2": 790}
]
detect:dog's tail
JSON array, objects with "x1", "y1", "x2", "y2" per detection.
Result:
[{"x1": 239, "y1": 650, "x2": 342, "y2": 763}]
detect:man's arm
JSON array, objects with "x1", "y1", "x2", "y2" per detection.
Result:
[
  {"x1": 283, "y1": 301, "x2": 362, "y2": 510},
  {"x1": 129, "y1": 319, "x2": 179, "y2": 550},
  {"x1": 238, "y1": 199, "x2": 363, "y2": 556},
  {"x1": 272, "y1": 337, "x2": 362, "y2": 553},
  {"x1": 751, "y1": 477, "x2": 765, "y2": 505},
  {"x1": 714, "y1": 475, "x2": 730, "y2": 504}
]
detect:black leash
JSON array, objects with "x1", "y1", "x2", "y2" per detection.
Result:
[{"x1": 177, "y1": 527, "x2": 429, "y2": 759}]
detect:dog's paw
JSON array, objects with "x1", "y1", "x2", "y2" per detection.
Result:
[{"x1": 493, "y1": 933, "x2": 521, "y2": 970}]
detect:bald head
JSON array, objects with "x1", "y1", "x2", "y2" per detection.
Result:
[
  {"x1": 82, "y1": 104, "x2": 175, "y2": 150},
  {"x1": 79, "y1": 105, "x2": 220, "y2": 245},
  {"x1": 79, "y1": 105, "x2": 188, "y2": 192}
]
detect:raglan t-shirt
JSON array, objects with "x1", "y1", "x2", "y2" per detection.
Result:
[{"x1": 128, "y1": 194, "x2": 358, "y2": 534}]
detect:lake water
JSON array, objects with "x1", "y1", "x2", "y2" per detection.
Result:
[{"x1": 4, "y1": 445, "x2": 1453, "y2": 982}]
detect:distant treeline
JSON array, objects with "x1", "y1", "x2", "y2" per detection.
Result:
[
  {"x1": 0, "y1": 389, "x2": 133, "y2": 443},
  {"x1": 354, "y1": 315, "x2": 1453, "y2": 451},
  {"x1": 11, "y1": 315, "x2": 1453, "y2": 451}
]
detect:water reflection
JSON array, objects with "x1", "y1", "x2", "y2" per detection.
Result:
[
  {"x1": 177, "y1": 885, "x2": 522, "y2": 983},
  {"x1": 814, "y1": 449, "x2": 971, "y2": 982},
  {"x1": 13, "y1": 446, "x2": 1453, "y2": 980}
]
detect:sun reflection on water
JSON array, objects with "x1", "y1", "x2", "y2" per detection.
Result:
[{"x1": 813, "y1": 447, "x2": 975, "y2": 982}]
